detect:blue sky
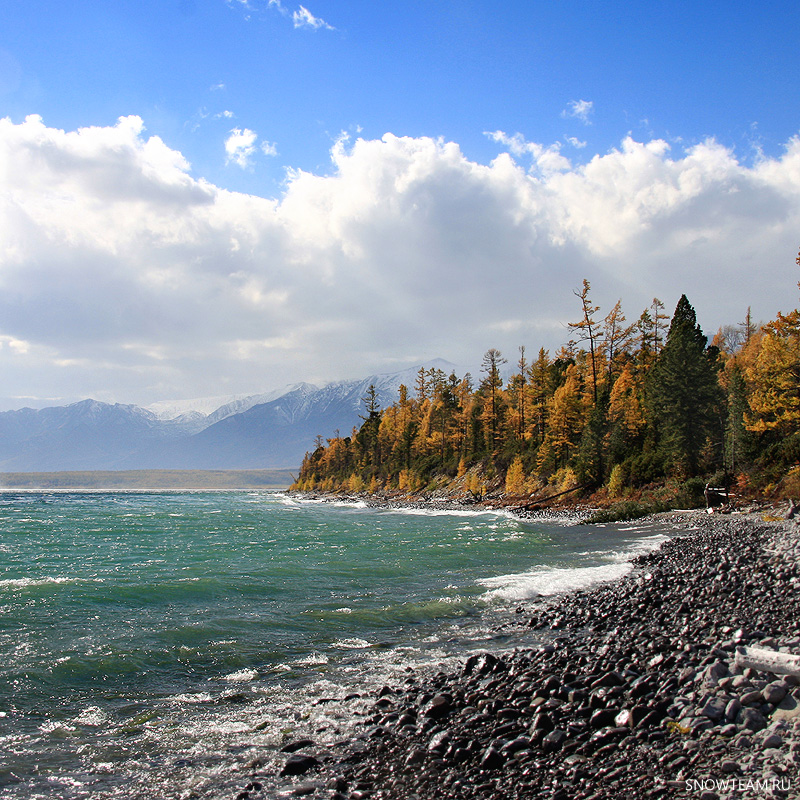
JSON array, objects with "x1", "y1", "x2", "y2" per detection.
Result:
[
  {"x1": 4, "y1": 0, "x2": 796, "y2": 194},
  {"x1": 0, "y1": 0, "x2": 799, "y2": 409}
]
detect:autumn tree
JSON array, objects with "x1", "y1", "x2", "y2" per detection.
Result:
[
  {"x1": 603, "y1": 300, "x2": 636, "y2": 381},
  {"x1": 745, "y1": 309, "x2": 800, "y2": 437},
  {"x1": 568, "y1": 279, "x2": 603, "y2": 404}
]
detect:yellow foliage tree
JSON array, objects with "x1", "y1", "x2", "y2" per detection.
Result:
[
  {"x1": 505, "y1": 456, "x2": 526, "y2": 494},
  {"x1": 745, "y1": 310, "x2": 800, "y2": 434},
  {"x1": 607, "y1": 363, "x2": 646, "y2": 440},
  {"x1": 537, "y1": 365, "x2": 586, "y2": 471}
]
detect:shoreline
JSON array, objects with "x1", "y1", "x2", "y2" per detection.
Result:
[{"x1": 249, "y1": 506, "x2": 800, "y2": 799}]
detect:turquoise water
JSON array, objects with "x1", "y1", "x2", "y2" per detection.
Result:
[{"x1": 0, "y1": 492, "x2": 674, "y2": 798}]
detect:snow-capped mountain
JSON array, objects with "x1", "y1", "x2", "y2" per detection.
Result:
[{"x1": 0, "y1": 360, "x2": 460, "y2": 471}]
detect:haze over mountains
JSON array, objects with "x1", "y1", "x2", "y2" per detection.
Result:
[{"x1": 0, "y1": 360, "x2": 458, "y2": 472}]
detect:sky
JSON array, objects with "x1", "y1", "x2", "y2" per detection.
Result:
[{"x1": 0, "y1": 0, "x2": 799, "y2": 410}]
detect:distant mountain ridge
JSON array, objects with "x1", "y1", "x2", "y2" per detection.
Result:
[{"x1": 0, "y1": 360, "x2": 458, "y2": 471}]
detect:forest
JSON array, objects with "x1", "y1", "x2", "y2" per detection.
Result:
[{"x1": 293, "y1": 261, "x2": 800, "y2": 516}]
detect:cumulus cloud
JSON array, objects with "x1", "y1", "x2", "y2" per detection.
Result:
[
  {"x1": 486, "y1": 130, "x2": 572, "y2": 174},
  {"x1": 563, "y1": 99, "x2": 594, "y2": 124},
  {"x1": 0, "y1": 114, "x2": 798, "y2": 406},
  {"x1": 224, "y1": 127, "x2": 259, "y2": 167}
]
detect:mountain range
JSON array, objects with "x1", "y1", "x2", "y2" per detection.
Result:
[{"x1": 0, "y1": 360, "x2": 458, "y2": 472}]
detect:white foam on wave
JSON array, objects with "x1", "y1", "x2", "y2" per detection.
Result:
[
  {"x1": 380, "y1": 505, "x2": 507, "y2": 520},
  {"x1": 0, "y1": 576, "x2": 77, "y2": 590},
  {"x1": 73, "y1": 706, "x2": 109, "y2": 726},
  {"x1": 293, "y1": 651, "x2": 330, "y2": 665},
  {"x1": 480, "y1": 527, "x2": 671, "y2": 602},
  {"x1": 607, "y1": 532, "x2": 669, "y2": 562},
  {"x1": 221, "y1": 668, "x2": 259, "y2": 682},
  {"x1": 481, "y1": 562, "x2": 633, "y2": 601},
  {"x1": 331, "y1": 637, "x2": 371, "y2": 649}
]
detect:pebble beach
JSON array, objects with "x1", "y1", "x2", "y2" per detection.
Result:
[{"x1": 252, "y1": 507, "x2": 800, "y2": 800}]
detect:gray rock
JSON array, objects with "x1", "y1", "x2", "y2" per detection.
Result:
[
  {"x1": 738, "y1": 707, "x2": 767, "y2": 731},
  {"x1": 763, "y1": 682, "x2": 788, "y2": 704},
  {"x1": 725, "y1": 697, "x2": 742, "y2": 722},
  {"x1": 703, "y1": 660, "x2": 729, "y2": 686},
  {"x1": 699, "y1": 697, "x2": 727, "y2": 722},
  {"x1": 740, "y1": 690, "x2": 763, "y2": 706},
  {"x1": 762, "y1": 733, "x2": 783, "y2": 749}
]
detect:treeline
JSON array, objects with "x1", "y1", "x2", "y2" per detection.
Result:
[{"x1": 293, "y1": 274, "x2": 800, "y2": 503}]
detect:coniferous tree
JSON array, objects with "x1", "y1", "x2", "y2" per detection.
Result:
[
  {"x1": 647, "y1": 295, "x2": 722, "y2": 477},
  {"x1": 480, "y1": 348, "x2": 507, "y2": 457}
]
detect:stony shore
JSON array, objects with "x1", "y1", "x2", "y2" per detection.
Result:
[{"x1": 242, "y1": 507, "x2": 800, "y2": 800}]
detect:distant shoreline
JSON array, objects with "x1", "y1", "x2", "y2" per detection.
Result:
[{"x1": 0, "y1": 469, "x2": 296, "y2": 492}]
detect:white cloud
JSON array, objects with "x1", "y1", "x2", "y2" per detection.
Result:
[
  {"x1": 566, "y1": 136, "x2": 587, "y2": 149},
  {"x1": 261, "y1": 140, "x2": 278, "y2": 156},
  {"x1": 563, "y1": 99, "x2": 594, "y2": 124},
  {"x1": 485, "y1": 130, "x2": 571, "y2": 174},
  {"x1": 292, "y1": 5, "x2": 334, "y2": 30},
  {"x1": 224, "y1": 127, "x2": 258, "y2": 167},
  {"x1": 0, "y1": 114, "x2": 798, "y2": 406}
]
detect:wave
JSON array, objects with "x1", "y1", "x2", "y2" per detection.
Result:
[
  {"x1": 481, "y1": 562, "x2": 632, "y2": 601},
  {"x1": 0, "y1": 575, "x2": 84, "y2": 591},
  {"x1": 480, "y1": 526, "x2": 670, "y2": 602}
]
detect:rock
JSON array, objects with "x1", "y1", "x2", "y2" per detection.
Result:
[
  {"x1": 614, "y1": 709, "x2": 632, "y2": 727},
  {"x1": 542, "y1": 729, "x2": 567, "y2": 752},
  {"x1": 280, "y1": 738, "x2": 316, "y2": 753},
  {"x1": 699, "y1": 697, "x2": 727, "y2": 723},
  {"x1": 423, "y1": 694, "x2": 454, "y2": 719},
  {"x1": 404, "y1": 748, "x2": 426, "y2": 766},
  {"x1": 740, "y1": 690, "x2": 763, "y2": 706},
  {"x1": 763, "y1": 682, "x2": 788, "y2": 704},
  {"x1": 703, "y1": 660, "x2": 729, "y2": 686},
  {"x1": 762, "y1": 733, "x2": 783, "y2": 749},
  {"x1": 427, "y1": 730, "x2": 451, "y2": 753},
  {"x1": 280, "y1": 754, "x2": 320, "y2": 777},
  {"x1": 738, "y1": 707, "x2": 767, "y2": 732},
  {"x1": 725, "y1": 697, "x2": 742, "y2": 722},
  {"x1": 479, "y1": 746, "x2": 505, "y2": 769},
  {"x1": 530, "y1": 712, "x2": 555, "y2": 733},
  {"x1": 501, "y1": 736, "x2": 532, "y2": 755},
  {"x1": 589, "y1": 708, "x2": 620, "y2": 728}
]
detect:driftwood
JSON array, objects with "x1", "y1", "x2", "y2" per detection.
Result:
[
  {"x1": 511, "y1": 483, "x2": 590, "y2": 513},
  {"x1": 734, "y1": 645, "x2": 800, "y2": 677}
]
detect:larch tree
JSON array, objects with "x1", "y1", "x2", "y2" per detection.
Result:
[{"x1": 568, "y1": 280, "x2": 603, "y2": 404}]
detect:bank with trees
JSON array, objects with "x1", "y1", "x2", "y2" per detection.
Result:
[{"x1": 293, "y1": 260, "x2": 800, "y2": 513}]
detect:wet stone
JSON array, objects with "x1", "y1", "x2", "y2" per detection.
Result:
[{"x1": 280, "y1": 754, "x2": 321, "y2": 777}]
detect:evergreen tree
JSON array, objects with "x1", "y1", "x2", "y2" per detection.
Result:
[
  {"x1": 480, "y1": 348, "x2": 507, "y2": 457},
  {"x1": 647, "y1": 295, "x2": 722, "y2": 477}
]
